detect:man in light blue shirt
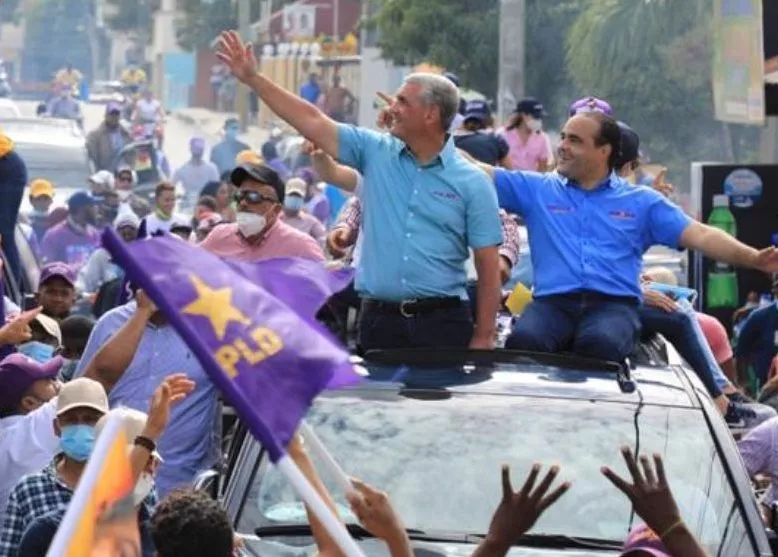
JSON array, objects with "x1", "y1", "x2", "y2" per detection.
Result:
[
  {"x1": 74, "y1": 292, "x2": 220, "y2": 496},
  {"x1": 215, "y1": 31, "x2": 503, "y2": 350},
  {"x1": 477, "y1": 111, "x2": 778, "y2": 361}
]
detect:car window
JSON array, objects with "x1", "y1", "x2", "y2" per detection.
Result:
[
  {"x1": 238, "y1": 391, "x2": 755, "y2": 556},
  {"x1": 14, "y1": 142, "x2": 91, "y2": 189}
]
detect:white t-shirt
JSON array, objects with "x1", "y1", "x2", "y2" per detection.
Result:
[
  {"x1": 0, "y1": 399, "x2": 58, "y2": 525},
  {"x1": 136, "y1": 99, "x2": 161, "y2": 122},
  {"x1": 142, "y1": 212, "x2": 190, "y2": 236}
]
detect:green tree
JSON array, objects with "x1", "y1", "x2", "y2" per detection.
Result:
[
  {"x1": 176, "y1": 0, "x2": 237, "y2": 51},
  {"x1": 368, "y1": 0, "x2": 500, "y2": 97},
  {"x1": 105, "y1": 0, "x2": 160, "y2": 34}
]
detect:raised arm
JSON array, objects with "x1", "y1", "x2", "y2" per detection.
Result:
[
  {"x1": 217, "y1": 31, "x2": 339, "y2": 157},
  {"x1": 680, "y1": 221, "x2": 778, "y2": 274},
  {"x1": 304, "y1": 141, "x2": 360, "y2": 192}
]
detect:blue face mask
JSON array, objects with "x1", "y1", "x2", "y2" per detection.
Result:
[
  {"x1": 225, "y1": 127, "x2": 239, "y2": 140},
  {"x1": 284, "y1": 196, "x2": 304, "y2": 211},
  {"x1": 58, "y1": 358, "x2": 79, "y2": 382},
  {"x1": 60, "y1": 424, "x2": 96, "y2": 462},
  {"x1": 18, "y1": 341, "x2": 55, "y2": 363}
]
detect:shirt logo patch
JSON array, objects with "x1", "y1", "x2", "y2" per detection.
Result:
[
  {"x1": 609, "y1": 210, "x2": 635, "y2": 220},
  {"x1": 547, "y1": 204, "x2": 573, "y2": 214},
  {"x1": 432, "y1": 190, "x2": 462, "y2": 202}
]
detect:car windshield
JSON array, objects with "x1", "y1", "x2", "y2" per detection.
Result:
[
  {"x1": 14, "y1": 142, "x2": 90, "y2": 189},
  {"x1": 239, "y1": 369, "x2": 753, "y2": 556}
]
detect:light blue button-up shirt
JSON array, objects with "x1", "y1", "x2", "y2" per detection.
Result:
[
  {"x1": 494, "y1": 169, "x2": 692, "y2": 299},
  {"x1": 74, "y1": 302, "x2": 220, "y2": 496},
  {"x1": 337, "y1": 124, "x2": 502, "y2": 302}
]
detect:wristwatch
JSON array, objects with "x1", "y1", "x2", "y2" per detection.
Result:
[{"x1": 134, "y1": 435, "x2": 156, "y2": 453}]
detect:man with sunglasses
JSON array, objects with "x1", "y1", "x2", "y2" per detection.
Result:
[{"x1": 199, "y1": 162, "x2": 324, "y2": 261}]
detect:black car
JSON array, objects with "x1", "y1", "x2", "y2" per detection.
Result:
[{"x1": 204, "y1": 344, "x2": 774, "y2": 556}]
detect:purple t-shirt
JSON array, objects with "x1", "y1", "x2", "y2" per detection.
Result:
[
  {"x1": 738, "y1": 416, "x2": 778, "y2": 503},
  {"x1": 40, "y1": 221, "x2": 100, "y2": 271}
]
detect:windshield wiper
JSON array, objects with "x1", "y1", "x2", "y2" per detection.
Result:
[
  {"x1": 507, "y1": 534, "x2": 623, "y2": 551},
  {"x1": 255, "y1": 524, "x2": 480, "y2": 544}
]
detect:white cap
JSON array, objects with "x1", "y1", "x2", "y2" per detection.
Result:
[
  {"x1": 89, "y1": 170, "x2": 115, "y2": 191},
  {"x1": 34, "y1": 314, "x2": 62, "y2": 345},
  {"x1": 56, "y1": 377, "x2": 109, "y2": 416},
  {"x1": 96, "y1": 407, "x2": 163, "y2": 461},
  {"x1": 712, "y1": 194, "x2": 730, "y2": 208},
  {"x1": 114, "y1": 206, "x2": 141, "y2": 230}
]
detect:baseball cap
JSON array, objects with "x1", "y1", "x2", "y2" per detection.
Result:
[
  {"x1": 235, "y1": 149, "x2": 262, "y2": 165},
  {"x1": 231, "y1": 163, "x2": 285, "y2": 202},
  {"x1": 106, "y1": 102, "x2": 121, "y2": 114},
  {"x1": 616, "y1": 121, "x2": 641, "y2": 168},
  {"x1": 89, "y1": 170, "x2": 115, "y2": 191},
  {"x1": 569, "y1": 96, "x2": 613, "y2": 116},
  {"x1": 39, "y1": 262, "x2": 76, "y2": 289},
  {"x1": 170, "y1": 214, "x2": 193, "y2": 232},
  {"x1": 514, "y1": 98, "x2": 546, "y2": 119},
  {"x1": 463, "y1": 100, "x2": 490, "y2": 124},
  {"x1": 95, "y1": 407, "x2": 163, "y2": 461},
  {"x1": 67, "y1": 191, "x2": 97, "y2": 212},
  {"x1": 443, "y1": 72, "x2": 460, "y2": 88},
  {"x1": 56, "y1": 377, "x2": 109, "y2": 416},
  {"x1": 0, "y1": 353, "x2": 61, "y2": 412},
  {"x1": 34, "y1": 313, "x2": 62, "y2": 345},
  {"x1": 285, "y1": 177, "x2": 307, "y2": 197},
  {"x1": 114, "y1": 207, "x2": 140, "y2": 230},
  {"x1": 620, "y1": 525, "x2": 672, "y2": 557},
  {"x1": 29, "y1": 179, "x2": 54, "y2": 199}
]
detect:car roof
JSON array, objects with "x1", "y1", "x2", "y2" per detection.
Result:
[
  {"x1": 1, "y1": 118, "x2": 85, "y2": 146},
  {"x1": 351, "y1": 344, "x2": 696, "y2": 409}
]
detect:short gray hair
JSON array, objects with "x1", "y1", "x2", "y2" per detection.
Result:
[{"x1": 403, "y1": 73, "x2": 460, "y2": 132}]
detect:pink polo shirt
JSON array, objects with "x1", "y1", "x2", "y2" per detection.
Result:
[
  {"x1": 696, "y1": 312, "x2": 733, "y2": 364},
  {"x1": 199, "y1": 220, "x2": 325, "y2": 262},
  {"x1": 499, "y1": 128, "x2": 551, "y2": 171}
]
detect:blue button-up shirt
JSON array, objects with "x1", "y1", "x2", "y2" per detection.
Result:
[
  {"x1": 494, "y1": 169, "x2": 691, "y2": 299},
  {"x1": 74, "y1": 302, "x2": 220, "y2": 496},
  {"x1": 337, "y1": 124, "x2": 502, "y2": 301}
]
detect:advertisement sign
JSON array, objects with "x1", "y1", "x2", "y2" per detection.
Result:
[
  {"x1": 283, "y1": 5, "x2": 317, "y2": 39},
  {"x1": 689, "y1": 163, "x2": 778, "y2": 331},
  {"x1": 712, "y1": 0, "x2": 765, "y2": 124}
]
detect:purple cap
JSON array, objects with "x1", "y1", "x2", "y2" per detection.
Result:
[
  {"x1": 39, "y1": 262, "x2": 76, "y2": 289},
  {"x1": 570, "y1": 96, "x2": 613, "y2": 116},
  {"x1": 620, "y1": 525, "x2": 672, "y2": 557},
  {"x1": 190, "y1": 137, "x2": 206, "y2": 150},
  {"x1": 106, "y1": 102, "x2": 122, "y2": 114},
  {"x1": 0, "y1": 353, "x2": 60, "y2": 411}
]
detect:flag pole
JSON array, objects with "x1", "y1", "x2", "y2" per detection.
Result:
[
  {"x1": 299, "y1": 422, "x2": 354, "y2": 495},
  {"x1": 275, "y1": 455, "x2": 366, "y2": 557}
]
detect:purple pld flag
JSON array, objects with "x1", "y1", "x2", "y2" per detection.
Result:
[{"x1": 101, "y1": 229, "x2": 360, "y2": 462}]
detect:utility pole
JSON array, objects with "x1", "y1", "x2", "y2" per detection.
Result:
[
  {"x1": 333, "y1": 0, "x2": 339, "y2": 40},
  {"x1": 497, "y1": 0, "x2": 525, "y2": 124},
  {"x1": 236, "y1": 0, "x2": 253, "y2": 131}
]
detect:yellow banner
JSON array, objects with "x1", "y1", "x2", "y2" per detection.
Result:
[{"x1": 712, "y1": 0, "x2": 765, "y2": 124}]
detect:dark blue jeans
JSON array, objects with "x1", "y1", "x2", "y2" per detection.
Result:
[
  {"x1": 505, "y1": 293, "x2": 641, "y2": 361},
  {"x1": 638, "y1": 305, "x2": 722, "y2": 398}
]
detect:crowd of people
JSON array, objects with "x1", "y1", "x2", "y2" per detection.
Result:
[{"x1": 1, "y1": 28, "x2": 778, "y2": 557}]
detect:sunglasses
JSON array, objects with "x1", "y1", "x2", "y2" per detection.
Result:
[{"x1": 232, "y1": 190, "x2": 278, "y2": 205}]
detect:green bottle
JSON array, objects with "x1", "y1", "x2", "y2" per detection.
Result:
[{"x1": 706, "y1": 194, "x2": 738, "y2": 308}]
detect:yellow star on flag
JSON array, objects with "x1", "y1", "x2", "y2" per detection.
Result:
[{"x1": 182, "y1": 275, "x2": 251, "y2": 340}]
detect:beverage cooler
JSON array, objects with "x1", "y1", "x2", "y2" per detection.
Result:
[{"x1": 689, "y1": 163, "x2": 778, "y2": 332}]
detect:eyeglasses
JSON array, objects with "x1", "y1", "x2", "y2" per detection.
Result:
[{"x1": 233, "y1": 190, "x2": 278, "y2": 205}]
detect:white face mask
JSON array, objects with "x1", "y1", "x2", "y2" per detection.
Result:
[
  {"x1": 527, "y1": 118, "x2": 543, "y2": 132},
  {"x1": 133, "y1": 472, "x2": 154, "y2": 506},
  {"x1": 236, "y1": 211, "x2": 266, "y2": 237},
  {"x1": 117, "y1": 190, "x2": 132, "y2": 202}
]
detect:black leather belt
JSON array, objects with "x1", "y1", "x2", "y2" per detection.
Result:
[
  {"x1": 362, "y1": 297, "x2": 463, "y2": 317},
  {"x1": 549, "y1": 290, "x2": 639, "y2": 306}
]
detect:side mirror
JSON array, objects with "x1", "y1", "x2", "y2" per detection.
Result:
[{"x1": 193, "y1": 469, "x2": 220, "y2": 500}]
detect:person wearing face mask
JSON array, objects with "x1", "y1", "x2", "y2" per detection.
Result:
[
  {"x1": 46, "y1": 84, "x2": 82, "y2": 121},
  {"x1": 199, "y1": 163, "x2": 324, "y2": 261},
  {"x1": 114, "y1": 166, "x2": 151, "y2": 219},
  {"x1": 87, "y1": 103, "x2": 132, "y2": 172},
  {"x1": 26, "y1": 179, "x2": 56, "y2": 242},
  {"x1": 40, "y1": 192, "x2": 101, "y2": 271},
  {"x1": 453, "y1": 100, "x2": 512, "y2": 168},
  {"x1": 78, "y1": 208, "x2": 139, "y2": 298},
  {"x1": 172, "y1": 137, "x2": 220, "y2": 205},
  {"x1": 56, "y1": 315, "x2": 95, "y2": 382},
  {"x1": 497, "y1": 98, "x2": 552, "y2": 172},
  {"x1": 18, "y1": 313, "x2": 61, "y2": 364},
  {"x1": 8, "y1": 376, "x2": 192, "y2": 557},
  {"x1": 0, "y1": 375, "x2": 109, "y2": 554},
  {"x1": 209, "y1": 118, "x2": 250, "y2": 175},
  {"x1": 280, "y1": 178, "x2": 326, "y2": 245}
]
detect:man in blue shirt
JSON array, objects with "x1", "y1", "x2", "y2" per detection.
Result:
[
  {"x1": 476, "y1": 111, "x2": 778, "y2": 361},
  {"x1": 736, "y1": 276, "x2": 778, "y2": 385},
  {"x1": 299, "y1": 73, "x2": 321, "y2": 104},
  {"x1": 209, "y1": 118, "x2": 251, "y2": 175},
  {"x1": 216, "y1": 31, "x2": 503, "y2": 350}
]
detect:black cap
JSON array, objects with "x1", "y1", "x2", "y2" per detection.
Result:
[
  {"x1": 615, "y1": 121, "x2": 640, "y2": 168},
  {"x1": 514, "y1": 97, "x2": 546, "y2": 118},
  {"x1": 230, "y1": 163, "x2": 286, "y2": 203}
]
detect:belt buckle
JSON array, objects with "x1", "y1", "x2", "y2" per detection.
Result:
[{"x1": 399, "y1": 299, "x2": 418, "y2": 318}]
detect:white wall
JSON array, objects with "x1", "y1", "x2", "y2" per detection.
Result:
[{"x1": 357, "y1": 46, "x2": 409, "y2": 129}]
